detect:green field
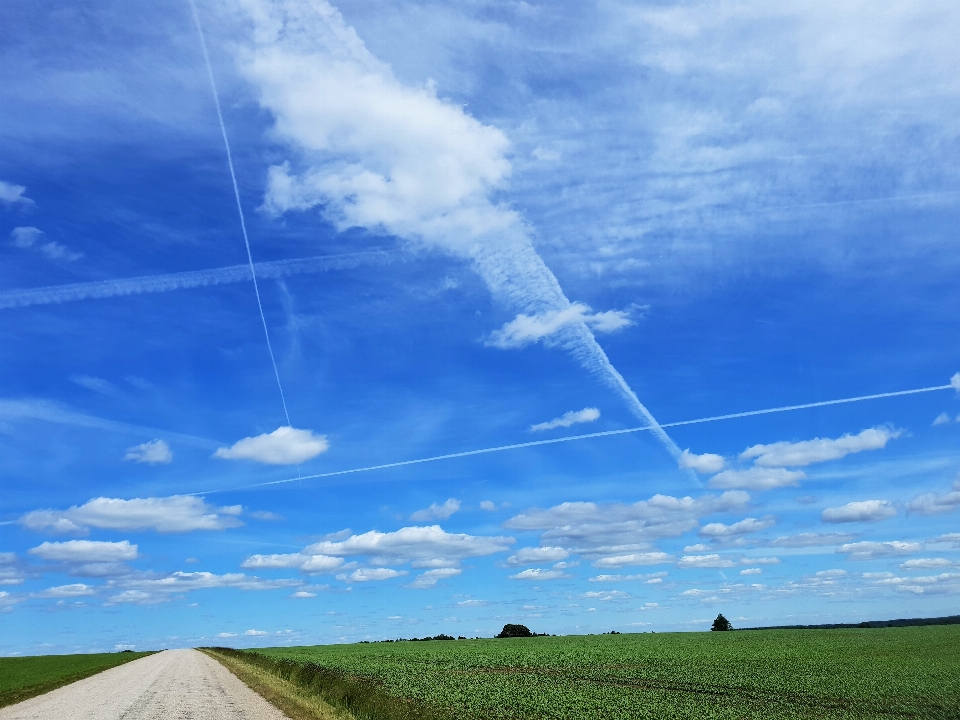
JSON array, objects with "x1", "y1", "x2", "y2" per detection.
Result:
[
  {"x1": 249, "y1": 626, "x2": 960, "y2": 719},
  {"x1": 0, "y1": 651, "x2": 154, "y2": 708}
]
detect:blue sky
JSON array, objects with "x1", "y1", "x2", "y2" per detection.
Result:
[{"x1": 2, "y1": 0, "x2": 960, "y2": 654}]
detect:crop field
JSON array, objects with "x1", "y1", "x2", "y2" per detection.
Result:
[
  {"x1": 251, "y1": 625, "x2": 960, "y2": 719},
  {"x1": 0, "y1": 651, "x2": 154, "y2": 708}
]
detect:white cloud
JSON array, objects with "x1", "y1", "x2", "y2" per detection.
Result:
[
  {"x1": 588, "y1": 571, "x2": 667, "y2": 583},
  {"x1": 20, "y1": 496, "x2": 243, "y2": 534},
  {"x1": 115, "y1": 571, "x2": 300, "y2": 601},
  {"x1": 410, "y1": 498, "x2": 460, "y2": 522},
  {"x1": 708, "y1": 467, "x2": 805, "y2": 490},
  {"x1": 29, "y1": 540, "x2": 137, "y2": 563},
  {"x1": 479, "y1": 500, "x2": 497, "y2": 511},
  {"x1": 124, "y1": 439, "x2": 173, "y2": 464},
  {"x1": 592, "y1": 552, "x2": 672, "y2": 568},
  {"x1": 456, "y1": 599, "x2": 488, "y2": 607},
  {"x1": 679, "y1": 449, "x2": 726, "y2": 474},
  {"x1": 677, "y1": 554, "x2": 738, "y2": 568},
  {"x1": 906, "y1": 479, "x2": 960, "y2": 515},
  {"x1": 740, "y1": 427, "x2": 901, "y2": 467},
  {"x1": 933, "y1": 412, "x2": 952, "y2": 426},
  {"x1": 302, "y1": 525, "x2": 514, "y2": 568},
  {"x1": 822, "y1": 500, "x2": 897, "y2": 523},
  {"x1": 952, "y1": 373, "x2": 960, "y2": 392},
  {"x1": 504, "y1": 491, "x2": 749, "y2": 553},
  {"x1": 488, "y1": 304, "x2": 630, "y2": 349},
  {"x1": 0, "y1": 180, "x2": 32, "y2": 206},
  {"x1": 838, "y1": 540, "x2": 923, "y2": 560},
  {"x1": 740, "y1": 568, "x2": 762, "y2": 575},
  {"x1": 216, "y1": 632, "x2": 237, "y2": 638},
  {"x1": 530, "y1": 407, "x2": 600, "y2": 432},
  {"x1": 408, "y1": 567, "x2": 461, "y2": 588},
  {"x1": 214, "y1": 426, "x2": 329, "y2": 464},
  {"x1": 240, "y1": 553, "x2": 344, "y2": 574},
  {"x1": 10, "y1": 226, "x2": 82, "y2": 262},
  {"x1": 509, "y1": 568, "x2": 568, "y2": 580},
  {"x1": 345, "y1": 568, "x2": 407, "y2": 582},
  {"x1": 291, "y1": 590, "x2": 316, "y2": 598},
  {"x1": 770, "y1": 532, "x2": 857, "y2": 547},
  {"x1": 244, "y1": 629, "x2": 269, "y2": 636},
  {"x1": 71, "y1": 375, "x2": 118, "y2": 395},
  {"x1": 699, "y1": 517, "x2": 775, "y2": 537},
  {"x1": 35, "y1": 583, "x2": 96, "y2": 598},
  {"x1": 901, "y1": 558, "x2": 952, "y2": 569},
  {"x1": 683, "y1": 544, "x2": 710, "y2": 552},
  {"x1": 748, "y1": 557, "x2": 781, "y2": 565},
  {"x1": 505, "y1": 546, "x2": 570, "y2": 566},
  {"x1": 936, "y1": 533, "x2": 960, "y2": 547}
]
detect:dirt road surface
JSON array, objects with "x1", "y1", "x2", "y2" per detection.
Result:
[{"x1": 0, "y1": 649, "x2": 290, "y2": 720}]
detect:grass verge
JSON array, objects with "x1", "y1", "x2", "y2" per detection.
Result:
[
  {"x1": 0, "y1": 651, "x2": 155, "y2": 709},
  {"x1": 200, "y1": 647, "x2": 458, "y2": 720}
]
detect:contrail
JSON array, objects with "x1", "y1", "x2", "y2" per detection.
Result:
[
  {"x1": 0, "y1": 251, "x2": 391, "y2": 310},
  {"x1": 197, "y1": 381, "x2": 952, "y2": 494},
  {"x1": 189, "y1": 0, "x2": 291, "y2": 426}
]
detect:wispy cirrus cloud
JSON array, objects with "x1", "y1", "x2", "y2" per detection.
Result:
[
  {"x1": 215, "y1": 426, "x2": 329, "y2": 464},
  {"x1": 530, "y1": 407, "x2": 600, "y2": 432},
  {"x1": 10, "y1": 226, "x2": 82, "y2": 262}
]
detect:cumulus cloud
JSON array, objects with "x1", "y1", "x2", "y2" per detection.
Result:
[
  {"x1": 291, "y1": 590, "x2": 317, "y2": 598},
  {"x1": 677, "y1": 554, "x2": 738, "y2": 568},
  {"x1": 589, "y1": 571, "x2": 667, "y2": 583},
  {"x1": 740, "y1": 568, "x2": 762, "y2": 575},
  {"x1": 740, "y1": 427, "x2": 901, "y2": 467},
  {"x1": 29, "y1": 540, "x2": 137, "y2": 563},
  {"x1": 838, "y1": 540, "x2": 923, "y2": 560},
  {"x1": 479, "y1": 500, "x2": 497, "y2": 511},
  {"x1": 901, "y1": 558, "x2": 952, "y2": 569},
  {"x1": 107, "y1": 571, "x2": 301, "y2": 604},
  {"x1": 709, "y1": 467, "x2": 805, "y2": 490},
  {"x1": 679, "y1": 449, "x2": 726, "y2": 474},
  {"x1": 244, "y1": 629, "x2": 269, "y2": 636},
  {"x1": 344, "y1": 568, "x2": 407, "y2": 582},
  {"x1": 509, "y1": 568, "x2": 568, "y2": 580},
  {"x1": 0, "y1": 180, "x2": 32, "y2": 206},
  {"x1": 488, "y1": 305, "x2": 631, "y2": 349},
  {"x1": 410, "y1": 498, "x2": 460, "y2": 522},
  {"x1": 822, "y1": 500, "x2": 897, "y2": 523},
  {"x1": 124, "y1": 439, "x2": 173, "y2": 464},
  {"x1": 408, "y1": 567, "x2": 461, "y2": 588},
  {"x1": 20, "y1": 496, "x2": 243, "y2": 534},
  {"x1": 530, "y1": 407, "x2": 600, "y2": 432},
  {"x1": 505, "y1": 546, "x2": 570, "y2": 566},
  {"x1": 244, "y1": 526, "x2": 513, "y2": 582},
  {"x1": 906, "y1": 479, "x2": 960, "y2": 515},
  {"x1": 214, "y1": 426, "x2": 329, "y2": 464},
  {"x1": 10, "y1": 226, "x2": 82, "y2": 262},
  {"x1": 770, "y1": 532, "x2": 857, "y2": 547},
  {"x1": 933, "y1": 412, "x2": 952, "y2": 426},
  {"x1": 592, "y1": 552, "x2": 672, "y2": 568},
  {"x1": 34, "y1": 583, "x2": 96, "y2": 599},
  {"x1": 504, "y1": 491, "x2": 749, "y2": 554},
  {"x1": 699, "y1": 517, "x2": 775, "y2": 537}
]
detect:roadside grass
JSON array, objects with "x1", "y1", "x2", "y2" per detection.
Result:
[
  {"x1": 0, "y1": 651, "x2": 154, "y2": 708},
  {"x1": 201, "y1": 647, "x2": 455, "y2": 720}
]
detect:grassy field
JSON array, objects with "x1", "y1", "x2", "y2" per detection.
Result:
[
  {"x1": 240, "y1": 626, "x2": 960, "y2": 719},
  {"x1": 0, "y1": 651, "x2": 154, "y2": 708}
]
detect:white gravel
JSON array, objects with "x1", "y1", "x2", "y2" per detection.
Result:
[{"x1": 0, "y1": 649, "x2": 290, "y2": 720}]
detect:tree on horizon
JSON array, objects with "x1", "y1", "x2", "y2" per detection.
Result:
[{"x1": 712, "y1": 614, "x2": 733, "y2": 631}]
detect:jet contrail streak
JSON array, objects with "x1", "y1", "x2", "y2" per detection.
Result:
[
  {"x1": 190, "y1": 0, "x2": 292, "y2": 426},
  {"x1": 0, "y1": 251, "x2": 391, "y2": 310},
  {"x1": 197, "y1": 382, "x2": 951, "y2": 494}
]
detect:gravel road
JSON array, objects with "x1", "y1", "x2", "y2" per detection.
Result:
[{"x1": 0, "y1": 649, "x2": 290, "y2": 720}]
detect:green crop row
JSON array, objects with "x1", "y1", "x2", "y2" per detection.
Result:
[{"x1": 248, "y1": 626, "x2": 960, "y2": 719}]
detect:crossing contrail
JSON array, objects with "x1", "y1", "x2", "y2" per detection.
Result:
[
  {"x1": 0, "y1": 251, "x2": 391, "y2": 310},
  {"x1": 195, "y1": 381, "x2": 952, "y2": 494},
  {"x1": 190, "y1": 0, "x2": 294, "y2": 425}
]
